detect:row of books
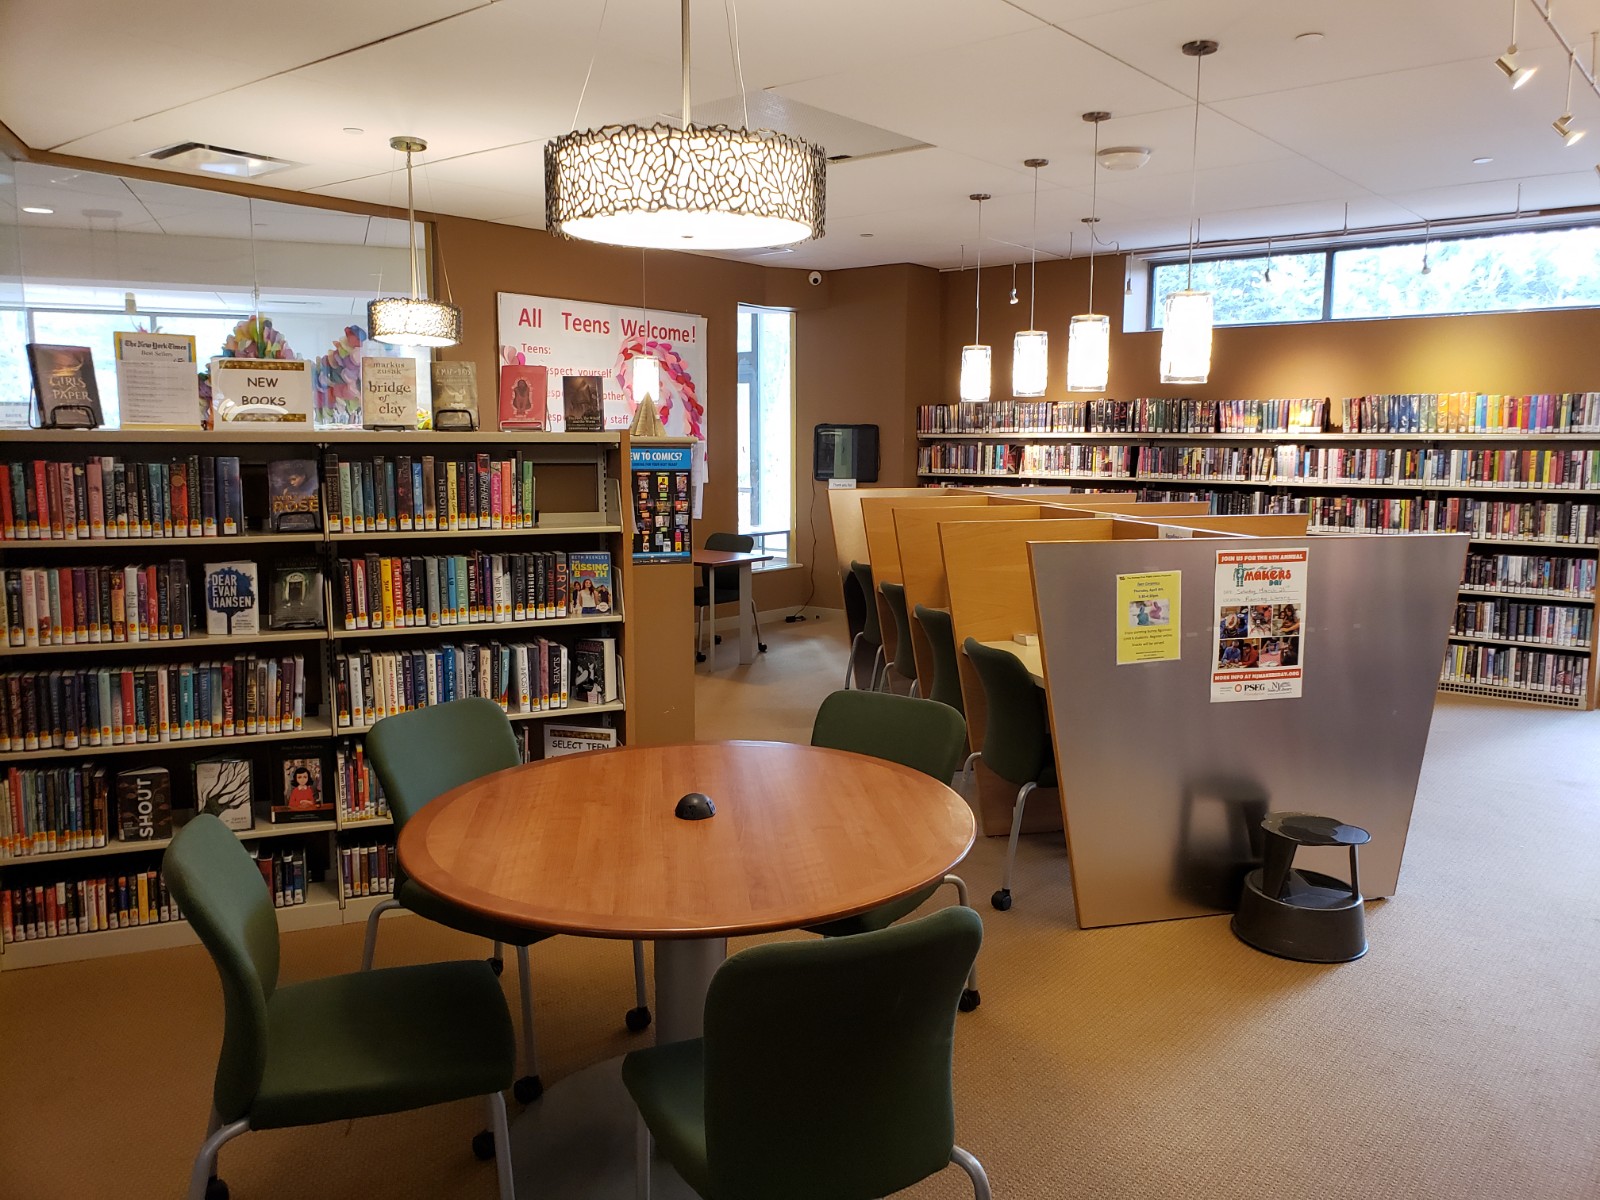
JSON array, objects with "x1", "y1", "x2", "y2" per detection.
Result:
[
  {"x1": 1136, "y1": 445, "x2": 1276, "y2": 483},
  {"x1": 1, "y1": 867, "x2": 178, "y2": 943},
  {"x1": 1, "y1": 765, "x2": 109, "y2": 857},
  {"x1": 1306, "y1": 496, "x2": 1598, "y2": 544},
  {"x1": 1462, "y1": 552, "x2": 1598, "y2": 597},
  {"x1": 0, "y1": 655, "x2": 308, "y2": 754},
  {"x1": 3, "y1": 561, "x2": 191, "y2": 648},
  {"x1": 1139, "y1": 489, "x2": 1310, "y2": 514},
  {"x1": 1340, "y1": 393, "x2": 1600, "y2": 435},
  {"x1": 323, "y1": 452, "x2": 538, "y2": 534},
  {"x1": 916, "y1": 443, "x2": 1132, "y2": 477},
  {"x1": 336, "y1": 550, "x2": 612, "y2": 630},
  {"x1": 1450, "y1": 601, "x2": 1594, "y2": 648},
  {"x1": 1, "y1": 455, "x2": 244, "y2": 542},
  {"x1": 339, "y1": 841, "x2": 397, "y2": 899},
  {"x1": 332, "y1": 636, "x2": 618, "y2": 728},
  {"x1": 1273, "y1": 446, "x2": 1600, "y2": 490},
  {"x1": 249, "y1": 843, "x2": 310, "y2": 909},
  {"x1": 331, "y1": 742, "x2": 391, "y2": 824},
  {"x1": 1440, "y1": 644, "x2": 1590, "y2": 696}
]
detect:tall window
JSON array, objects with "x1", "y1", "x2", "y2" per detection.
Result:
[{"x1": 735, "y1": 304, "x2": 794, "y2": 563}]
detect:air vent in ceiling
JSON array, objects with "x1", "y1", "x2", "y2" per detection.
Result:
[
  {"x1": 135, "y1": 142, "x2": 301, "y2": 179},
  {"x1": 658, "y1": 92, "x2": 928, "y2": 163}
]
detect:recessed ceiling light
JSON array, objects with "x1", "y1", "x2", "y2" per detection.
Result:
[
  {"x1": 1472, "y1": 156, "x2": 1495, "y2": 164},
  {"x1": 1296, "y1": 31, "x2": 1325, "y2": 43},
  {"x1": 1098, "y1": 146, "x2": 1151, "y2": 171},
  {"x1": 860, "y1": 232, "x2": 874, "y2": 237},
  {"x1": 22, "y1": 206, "x2": 53, "y2": 214},
  {"x1": 343, "y1": 127, "x2": 364, "y2": 135}
]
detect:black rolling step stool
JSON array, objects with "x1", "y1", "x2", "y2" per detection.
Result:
[{"x1": 1232, "y1": 812, "x2": 1370, "y2": 963}]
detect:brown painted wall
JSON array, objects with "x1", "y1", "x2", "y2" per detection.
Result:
[{"x1": 938, "y1": 253, "x2": 1600, "y2": 404}]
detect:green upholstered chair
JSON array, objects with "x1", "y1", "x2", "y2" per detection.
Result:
[
  {"x1": 695, "y1": 531, "x2": 766, "y2": 662},
  {"x1": 849, "y1": 560, "x2": 886, "y2": 690},
  {"x1": 913, "y1": 603, "x2": 966, "y2": 716},
  {"x1": 623, "y1": 906, "x2": 992, "y2": 1200},
  {"x1": 879, "y1": 580, "x2": 921, "y2": 696},
  {"x1": 165, "y1": 814, "x2": 517, "y2": 1200},
  {"x1": 808, "y1": 689, "x2": 980, "y2": 1011},
  {"x1": 363, "y1": 697, "x2": 651, "y2": 1108},
  {"x1": 964, "y1": 638, "x2": 1058, "y2": 912}
]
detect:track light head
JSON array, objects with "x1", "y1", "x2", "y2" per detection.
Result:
[
  {"x1": 1495, "y1": 47, "x2": 1537, "y2": 88},
  {"x1": 1554, "y1": 113, "x2": 1585, "y2": 146},
  {"x1": 1009, "y1": 286, "x2": 1019, "y2": 304}
]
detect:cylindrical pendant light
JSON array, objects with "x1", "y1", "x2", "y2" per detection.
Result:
[
  {"x1": 1067, "y1": 112, "x2": 1111, "y2": 393},
  {"x1": 369, "y1": 137, "x2": 463, "y2": 348},
  {"x1": 1013, "y1": 160, "x2": 1048, "y2": 397},
  {"x1": 1161, "y1": 40, "x2": 1217, "y2": 385},
  {"x1": 960, "y1": 193, "x2": 993, "y2": 402}
]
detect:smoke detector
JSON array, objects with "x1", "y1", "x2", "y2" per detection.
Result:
[{"x1": 1097, "y1": 146, "x2": 1152, "y2": 171}]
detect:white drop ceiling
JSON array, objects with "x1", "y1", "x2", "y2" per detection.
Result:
[{"x1": 5, "y1": 0, "x2": 1600, "y2": 270}]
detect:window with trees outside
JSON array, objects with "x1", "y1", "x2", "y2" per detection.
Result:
[
  {"x1": 735, "y1": 303, "x2": 795, "y2": 564},
  {"x1": 1150, "y1": 224, "x2": 1600, "y2": 329}
]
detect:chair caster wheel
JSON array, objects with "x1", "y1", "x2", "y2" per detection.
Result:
[
  {"x1": 205, "y1": 1177, "x2": 230, "y2": 1200},
  {"x1": 472, "y1": 1130, "x2": 495, "y2": 1161},
  {"x1": 513, "y1": 1074, "x2": 544, "y2": 1104},
  {"x1": 758, "y1": 643, "x2": 768, "y2": 653},
  {"x1": 625, "y1": 1005, "x2": 653, "y2": 1033},
  {"x1": 695, "y1": 652, "x2": 707, "y2": 663},
  {"x1": 990, "y1": 889, "x2": 1012, "y2": 912},
  {"x1": 487, "y1": 956, "x2": 504, "y2": 977},
  {"x1": 959, "y1": 988, "x2": 981, "y2": 1013}
]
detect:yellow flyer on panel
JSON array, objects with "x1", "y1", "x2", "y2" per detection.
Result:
[{"x1": 1116, "y1": 571, "x2": 1182, "y2": 664}]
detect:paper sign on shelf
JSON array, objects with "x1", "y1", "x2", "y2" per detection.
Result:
[
  {"x1": 1211, "y1": 547, "x2": 1308, "y2": 703},
  {"x1": 115, "y1": 332, "x2": 200, "y2": 428},
  {"x1": 211, "y1": 357, "x2": 313, "y2": 423}
]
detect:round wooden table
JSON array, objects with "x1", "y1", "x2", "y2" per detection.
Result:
[{"x1": 399, "y1": 739, "x2": 974, "y2": 1199}]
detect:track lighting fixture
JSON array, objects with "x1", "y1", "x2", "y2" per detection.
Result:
[
  {"x1": 1555, "y1": 49, "x2": 1586, "y2": 145},
  {"x1": 1495, "y1": 0, "x2": 1538, "y2": 88}
]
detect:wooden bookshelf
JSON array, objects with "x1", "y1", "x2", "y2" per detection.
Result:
[
  {"x1": 915, "y1": 402, "x2": 1600, "y2": 710},
  {"x1": 0, "y1": 429, "x2": 649, "y2": 967}
]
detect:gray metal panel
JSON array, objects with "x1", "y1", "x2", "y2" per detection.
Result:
[{"x1": 1030, "y1": 534, "x2": 1468, "y2": 928}]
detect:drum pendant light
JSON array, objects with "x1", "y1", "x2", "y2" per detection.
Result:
[
  {"x1": 1067, "y1": 112, "x2": 1111, "y2": 393},
  {"x1": 368, "y1": 137, "x2": 462, "y2": 348},
  {"x1": 1012, "y1": 160, "x2": 1049, "y2": 398},
  {"x1": 960, "y1": 194, "x2": 993, "y2": 402},
  {"x1": 545, "y1": 0, "x2": 825, "y2": 249},
  {"x1": 1161, "y1": 40, "x2": 1218, "y2": 385}
]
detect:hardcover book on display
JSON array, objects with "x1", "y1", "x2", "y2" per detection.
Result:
[
  {"x1": 562, "y1": 374, "x2": 605, "y2": 432},
  {"x1": 361, "y1": 355, "x2": 419, "y2": 429},
  {"x1": 273, "y1": 752, "x2": 334, "y2": 824},
  {"x1": 28, "y1": 344, "x2": 103, "y2": 429},
  {"x1": 431, "y1": 361, "x2": 480, "y2": 430},
  {"x1": 268, "y1": 561, "x2": 325, "y2": 630},
  {"x1": 203, "y1": 561, "x2": 259, "y2": 636},
  {"x1": 115, "y1": 766, "x2": 173, "y2": 842},
  {"x1": 498, "y1": 364, "x2": 548, "y2": 430},
  {"x1": 567, "y1": 551, "x2": 613, "y2": 615},
  {"x1": 267, "y1": 459, "x2": 321, "y2": 532},
  {"x1": 571, "y1": 637, "x2": 619, "y2": 705},
  {"x1": 192, "y1": 758, "x2": 254, "y2": 831}
]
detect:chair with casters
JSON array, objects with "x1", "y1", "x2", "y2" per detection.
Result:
[
  {"x1": 879, "y1": 580, "x2": 921, "y2": 696},
  {"x1": 808, "y1": 689, "x2": 981, "y2": 1011},
  {"x1": 841, "y1": 565, "x2": 869, "y2": 688},
  {"x1": 848, "y1": 560, "x2": 886, "y2": 690},
  {"x1": 694, "y1": 531, "x2": 766, "y2": 663},
  {"x1": 165, "y1": 814, "x2": 518, "y2": 1200},
  {"x1": 913, "y1": 603, "x2": 965, "y2": 716},
  {"x1": 624, "y1": 906, "x2": 992, "y2": 1200},
  {"x1": 964, "y1": 638, "x2": 1057, "y2": 913},
  {"x1": 363, "y1": 698, "x2": 652, "y2": 1115}
]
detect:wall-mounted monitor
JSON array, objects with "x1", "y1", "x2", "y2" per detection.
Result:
[{"x1": 813, "y1": 423, "x2": 880, "y2": 483}]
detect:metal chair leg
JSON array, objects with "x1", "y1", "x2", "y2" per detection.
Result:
[
  {"x1": 910, "y1": 678, "x2": 921, "y2": 698},
  {"x1": 626, "y1": 939, "x2": 652, "y2": 1031},
  {"x1": 951, "y1": 1145, "x2": 993, "y2": 1200},
  {"x1": 512, "y1": 945, "x2": 542, "y2": 1102},
  {"x1": 961, "y1": 751, "x2": 981, "y2": 796},
  {"x1": 485, "y1": 1091, "x2": 515, "y2": 1200},
  {"x1": 359, "y1": 897, "x2": 402, "y2": 970},
  {"x1": 635, "y1": 1112, "x2": 653, "y2": 1200},
  {"x1": 187, "y1": 1108, "x2": 248, "y2": 1200},
  {"x1": 750, "y1": 598, "x2": 767, "y2": 653},
  {"x1": 870, "y1": 646, "x2": 887, "y2": 691},
  {"x1": 942, "y1": 874, "x2": 981, "y2": 1010},
  {"x1": 846, "y1": 632, "x2": 865, "y2": 688},
  {"x1": 992, "y1": 781, "x2": 1038, "y2": 911}
]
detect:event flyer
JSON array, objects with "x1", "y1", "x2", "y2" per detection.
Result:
[
  {"x1": 1211, "y1": 548, "x2": 1307, "y2": 703},
  {"x1": 630, "y1": 444, "x2": 692, "y2": 562},
  {"x1": 1116, "y1": 571, "x2": 1181, "y2": 664}
]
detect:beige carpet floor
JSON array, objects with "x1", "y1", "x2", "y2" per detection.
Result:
[{"x1": 2, "y1": 612, "x2": 1597, "y2": 1199}]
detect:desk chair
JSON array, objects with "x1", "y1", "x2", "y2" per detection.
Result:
[
  {"x1": 965, "y1": 638, "x2": 1057, "y2": 912},
  {"x1": 167, "y1": 814, "x2": 518, "y2": 1200},
  {"x1": 879, "y1": 580, "x2": 921, "y2": 696},
  {"x1": 841, "y1": 565, "x2": 870, "y2": 688},
  {"x1": 848, "y1": 560, "x2": 886, "y2": 690},
  {"x1": 913, "y1": 603, "x2": 965, "y2": 715},
  {"x1": 694, "y1": 531, "x2": 767, "y2": 663},
  {"x1": 809, "y1": 689, "x2": 980, "y2": 1010},
  {"x1": 363, "y1": 698, "x2": 651, "y2": 1111},
  {"x1": 623, "y1": 906, "x2": 991, "y2": 1200}
]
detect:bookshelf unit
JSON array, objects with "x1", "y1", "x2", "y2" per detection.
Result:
[
  {"x1": 0, "y1": 427, "x2": 643, "y2": 968},
  {"x1": 917, "y1": 399, "x2": 1600, "y2": 711}
]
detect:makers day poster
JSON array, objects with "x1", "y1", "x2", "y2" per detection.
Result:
[{"x1": 496, "y1": 292, "x2": 707, "y2": 439}]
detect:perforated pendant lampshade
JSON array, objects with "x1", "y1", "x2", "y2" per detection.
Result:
[
  {"x1": 1012, "y1": 330, "x2": 1048, "y2": 397},
  {"x1": 367, "y1": 297, "x2": 463, "y2": 348},
  {"x1": 1066, "y1": 314, "x2": 1111, "y2": 392},
  {"x1": 960, "y1": 344, "x2": 992, "y2": 403},
  {"x1": 1159, "y1": 290, "x2": 1213, "y2": 384}
]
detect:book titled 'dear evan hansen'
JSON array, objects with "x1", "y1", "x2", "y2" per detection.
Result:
[{"x1": 498, "y1": 364, "x2": 548, "y2": 430}]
